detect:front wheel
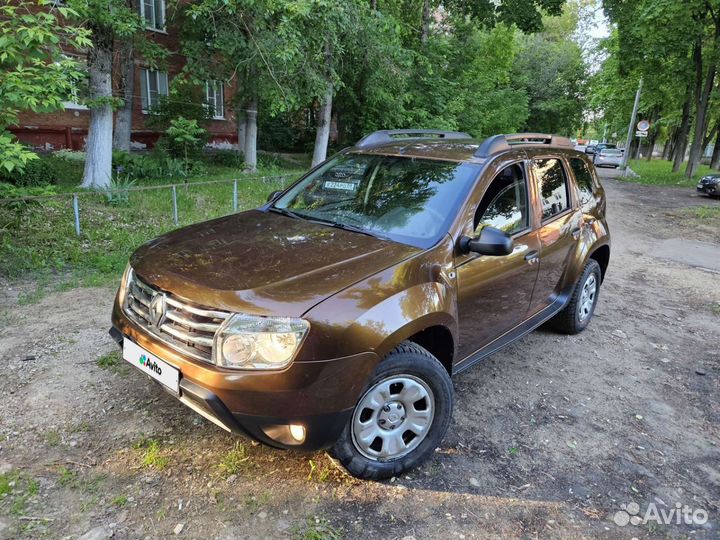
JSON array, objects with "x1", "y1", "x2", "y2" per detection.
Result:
[{"x1": 331, "y1": 342, "x2": 453, "y2": 480}]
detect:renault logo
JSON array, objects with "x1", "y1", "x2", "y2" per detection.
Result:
[{"x1": 148, "y1": 294, "x2": 166, "y2": 328}]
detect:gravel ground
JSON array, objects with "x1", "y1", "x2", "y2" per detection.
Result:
[{"x1": 0, "y1": 168, "x2": 718, "y2": 540}]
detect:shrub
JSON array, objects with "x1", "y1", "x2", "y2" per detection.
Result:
[
  {"x1": 0, "y1": 182, "x2": 57, "y2": 213},
  {"x1": 47, "y1": 155, "x2": 84, "y2": 186},
  {"x1": 0, "y1": 153, "x2": 84, "y2": 187},
  {"x1": 0, "y1": 182, "x2": 57, "y2": 199},
  {"x1": 112, "y1": 151, "x2": 162, "y2": 180},
  {"x1": 161, "y1": 117, "x2": 208, "y2": 160},
  {"x1": 0, "y1": 156, "x2": 57, "y2": 187}
]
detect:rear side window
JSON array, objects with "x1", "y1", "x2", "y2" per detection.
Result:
[
  {"x1": 569, "y1": 158, "x2": 594, "y2": 204},
  {"x1": 533, "y1": 158, "x2": 569, "y2": 220}
]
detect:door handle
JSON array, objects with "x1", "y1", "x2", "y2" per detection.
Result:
[
  {"x1": 571, "y1": 227, "x2": 581, "y2": 240},
  {"x1": 524, "y1": 250, "x2": 539, "y2": 265}
]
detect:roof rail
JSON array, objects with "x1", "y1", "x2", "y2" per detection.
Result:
[
  {"x1": 475, "y1": 133, "x2": 573, "y2": 158},
  {"x1": 355, "y1": 129, "x2": 471, "y2": 149}
]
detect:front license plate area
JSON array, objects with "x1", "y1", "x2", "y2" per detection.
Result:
[{"x1": 123, "y1": 339, "x2": 180, "y2": 393}]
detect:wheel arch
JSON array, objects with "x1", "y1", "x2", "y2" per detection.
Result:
[
  {"x1": 404, "y1": 325, "x2": 455, "y2": 376},
  {"x1": 588, "y1": 243, "x2": 610, "y2": 282}
]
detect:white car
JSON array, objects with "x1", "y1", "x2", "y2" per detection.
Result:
[{"x1": 594, "y1": 148, "x2": 623, "y2": 168}]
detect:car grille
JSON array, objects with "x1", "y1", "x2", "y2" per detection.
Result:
[{"x1": 124, "y1": 270, "x2": 230, "y2": 363}]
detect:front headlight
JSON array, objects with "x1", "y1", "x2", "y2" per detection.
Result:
[
  {"x1": 213, "y1": 314, "x2": 309, "y2": 370},
  {"x1": 118, "y1": 263, "x2": 132, "y2": 304}
]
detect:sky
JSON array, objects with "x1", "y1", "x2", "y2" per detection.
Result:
[{"x1": 588, "y1": 3, "x2": 610, "y2": 40}]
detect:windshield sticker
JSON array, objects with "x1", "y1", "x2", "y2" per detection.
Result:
[{"x1": 324, "y1": 181, "x2": 357, "y2": 191}]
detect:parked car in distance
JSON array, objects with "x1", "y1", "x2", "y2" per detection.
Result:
[
  {"x1": 697, "y1": 174, "x2": 720, "y2": 197},
  {"x1": 586, "y1": 142, "x2": 616, "y2": 156},
  {"x1": 596, "y1": 142, "x2": 617, "y2": 152},
  {"x1": 110, "y1": 130, "x2": 611, "y2": 480},
  {"x1": 594, "y1": 148, "x2": 623, "y2": 168}
]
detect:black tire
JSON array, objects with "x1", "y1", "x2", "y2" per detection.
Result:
[
  {"x1": 331, "y1": 342, "x2": 453, "y2": 480},
  {"x1": 550, "y1": 259, "x2": 602, "y2": 334}
]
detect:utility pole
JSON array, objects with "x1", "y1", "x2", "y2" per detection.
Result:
[{"x1": 620, "y1": 78, "x2": 643, "y2": 172}]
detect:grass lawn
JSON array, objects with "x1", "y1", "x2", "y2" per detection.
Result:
[
  {"x1": 627, "y1": 158, "x2": 714, "y2": 186},
  {"x1": 0, "y1": 163, "x2": 303, "y2": 288}
]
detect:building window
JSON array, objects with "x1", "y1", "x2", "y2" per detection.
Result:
[
  {"x1": 139, "y1": 0, "x2": 165, "y2": 31},
  {"x1": 140, "y1": 69, "x2": 169, "y2": 112},
  {"x1": 205, "y1": 81, "x2": 224, "y2": 119}
]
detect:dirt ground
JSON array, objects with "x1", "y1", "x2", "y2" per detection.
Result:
[{"x1": 0, "y1": 169, "x2": 718, "y2": 540}]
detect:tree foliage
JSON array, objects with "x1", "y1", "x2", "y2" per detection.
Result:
[
  {"x1": 591, "y1": 0, "x2": 720, "y2": 175},
  {"x1": 179, "y1": 0, "x2": 583, "y2": 156},
  {"x1": 0, "y1": 0, "x2": 91, "y2": 173}
]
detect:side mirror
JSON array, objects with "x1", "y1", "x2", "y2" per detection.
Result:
[
  {"x1": 266, "y1": 190, "x2": 282, "y2": 203},
  {"x1": 459, "y1": 226, "x2": 514, "y2": 256}
]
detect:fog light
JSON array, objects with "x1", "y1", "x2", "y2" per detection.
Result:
[
  {"x1": 289, "y1": 424, "x2": 306, "y2": 442},
  {"x1": 261, "y1": 423, "x2": 307, "y2": 445}
]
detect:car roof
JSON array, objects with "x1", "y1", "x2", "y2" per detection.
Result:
[
  {"x1": 352, "y1": 138, "x2": 483, "y2": 163},
  {"x1": 350, "y1": 132, "x2": 587, "y2": 164}
]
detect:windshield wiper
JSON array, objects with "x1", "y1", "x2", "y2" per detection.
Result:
[
  {"x1": 268, "y1": 206, "x2": 304, "y2": 220},
  {"x1": 300, "y1": 214, "x2": 389, "y2": 241},
  {"x1": 270, "y1": 207, "x2": 388, "y2": 241}
]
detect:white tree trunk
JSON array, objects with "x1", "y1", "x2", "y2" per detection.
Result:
[
  {"x1": 237, "y1": 106, "x2": 246, "y2": 157},
  {"x1": 82, "y1": 44, "x2": 114, "y2": 188},
  {"x1": 244, "y1": 97, "x2": 258, "y2": 171},
  {"x1": 311, "y1": 83, "x2": 333, "y2": 167},
  {"x1": 112, "y1": 41, "x2": 134, "y2": 152}
]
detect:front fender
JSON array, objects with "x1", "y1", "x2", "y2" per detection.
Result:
[
  {"x1": 351, "y1": 282, "x2": 457, "y2": 361},
  {"x1": 299, "y1": 238, "x2": 458, "y2": 363}
]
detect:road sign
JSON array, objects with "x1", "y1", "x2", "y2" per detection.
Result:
[
  {"x1": 635, "y1": 130, "x2": 648, "y2": 138},
  {"x1": 637, "y1": 119, "x2": 650, "y2": 131}
]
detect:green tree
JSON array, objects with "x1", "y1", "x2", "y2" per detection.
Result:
[
  {"x1": 448, "y1": 24, "x2": 529, "y2": 137},
  {"x1": 0, "y1": 0, "x2": 90, "y2": 173},
  {"x1": 513, "y1": 6, "x2": 586, "y2": 136},
  {"x1": 183, "y1": 0, "x2": 291, "y2": 171},
  {"x1": 601, "y1": 0, "x2": 718, "y2": 176},
  {"x1": 64, "y1": 0, "x2": 167, "y2": 188}
]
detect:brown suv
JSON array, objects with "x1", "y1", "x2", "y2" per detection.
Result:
[{"x1": 110, "y1": 130, "x2": 610, "y2": 479}]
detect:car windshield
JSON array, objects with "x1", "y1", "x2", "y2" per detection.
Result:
[
  {"x1": 273, "y1": 153, "x2": 480, "y2": 248},
  {"x1": 602, "y1": 149, "x2": 622, "y2": 156}
]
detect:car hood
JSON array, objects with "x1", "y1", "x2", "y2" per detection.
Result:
[{"x1": 130, "y1": 209, "x2": 421, "y2": 317}]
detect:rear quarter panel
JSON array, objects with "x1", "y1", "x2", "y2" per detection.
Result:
[{"x1": 560, "y1": 153, "x2": 610, "y2": 292}]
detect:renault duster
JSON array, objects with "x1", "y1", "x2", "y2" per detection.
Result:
[{"x1": 110, "y1": 130, "x2": 610, "y2": 479}]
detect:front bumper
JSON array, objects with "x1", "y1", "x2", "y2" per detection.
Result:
[
  {"x1": 697, "y1": 182, "x2": 719, "y2": 195},
  {"x1": 111, "y1": 301, "x2": 378, "y2": 451}
]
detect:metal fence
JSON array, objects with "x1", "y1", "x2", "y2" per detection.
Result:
[{"x1": 0, "y1": 175, "x2": 294, "y2": 236}]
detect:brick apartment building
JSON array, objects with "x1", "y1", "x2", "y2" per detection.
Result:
[{"x1": 10, "y1": 0, "x2": 238, "y2": 152}]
